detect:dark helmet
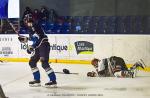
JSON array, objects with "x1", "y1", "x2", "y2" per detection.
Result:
[
  {"x1": 23, "y1": 13, "x2": 33, "y2": 24},
  {"x1": 25, "y1": 6, "x2": 31, "y2": 11}
]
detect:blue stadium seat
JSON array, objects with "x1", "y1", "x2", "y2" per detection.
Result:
[
  {"x1": 39, "y1": 20, "x2": 52, "y2": 33},
  {"x1": 72, "y1": 16, "x2": 83, "y2": 33},
  {"x1": 73, "y1": 16, "x2": 83, "y2": 23},
  {"x1": 116, "y1": 16, "x2": 126, "y2": 34},
  {"x1": 97, "y1": 16, "x2": 107, "y2": 34},
  {"x1": 134, "y1": 16, "x2": 143, "y2": 33},
  {"x1": 146, "y1": 16, "x2": 150, "y2": 34},
  {"x1": 124, "y1": 16, "x2": 133, "y2": 34},
  {"x1": 60, "y1": 22, "x2": 70, "y2": 34},
  {"x1": 83, "y1": 16, "x2": 92, "y2": 24},
  {"x1": 107, "y1": 16, "x2": 116, "y2": 34},
  {"x1": 21, "y1": 15, "x2": 149, "y2": 34}
]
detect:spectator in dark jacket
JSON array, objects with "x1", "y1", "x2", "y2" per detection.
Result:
[
  {"x1": 40, "y1": 6, "x2": 49, "y2": 21},
  {"x1": 49, "y1": 9, "x2": 58, "y2": 22}
]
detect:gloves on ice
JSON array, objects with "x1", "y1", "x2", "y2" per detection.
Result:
[
  {"x1": 63, "y1": 69, "x2": 70, "y2": 74},
  {"x1": 87, "y1": 71, "x2": 97, "y2": 77}
]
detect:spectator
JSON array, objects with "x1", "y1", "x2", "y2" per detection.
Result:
[
  {"x1": 22, "y1": 7, "x2": 33, "y2": 24},
  {"x1": 32, "y1": 9, "x2": 40, "y2": 23},
  {"x1": 40, "y1": 6, "x2": 49, "y2": 21},
  {"x1": 49, "y1": 9, "x2": 58, "y2": 22}
]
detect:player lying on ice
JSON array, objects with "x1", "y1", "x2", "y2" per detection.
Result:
[
  {"x1": 87, "y1": 56, "x2": 146, "y2": 78},
  {"x1": 18, "y1": 19, "x2": 57, "y2": 87}
]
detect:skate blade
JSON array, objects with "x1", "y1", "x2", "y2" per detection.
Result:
[
  {"x1": 139, "y1": 59, "x2": 146, "y2": 68},
  {"x1": 29, "y1": 83, "x2": 41, "y2": 87},
  {"x1": 44, "y1": 84, "x2": 57, "y2": 88}
]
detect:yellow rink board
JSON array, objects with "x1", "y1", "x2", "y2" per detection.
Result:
[{"x1": 0, "y1": 58, "x2": 150, "y2": 72}]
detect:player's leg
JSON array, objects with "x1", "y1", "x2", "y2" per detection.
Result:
[
  {"x1": 130, "y1": 59, "x2": 146, "y2": 70},
  {"x1": 114, "y1": 70, "x2": 135, "y2": 78},
  {"x1": 40, "y1": 57, "x2": 57, "y2": 87},
  {"x1": 113, "y1": 65, "x2": 134, "y2": 78},
  {"x1": 128, "y1": 59, "x2": 146, "y2": 78},
  {"x1": 39, "y1": 42, "x2": 57, "y2": 87},
  {"x1": 29, "y1": 49, "x2": 41, "y2": 87}
]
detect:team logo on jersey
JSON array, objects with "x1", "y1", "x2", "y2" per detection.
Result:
[{"x1": 74, "y1": 41, "x2": 94, "y2": 54}]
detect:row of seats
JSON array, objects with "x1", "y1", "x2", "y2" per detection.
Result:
[{"x1": 19, "y1": 16, "x2": 150, "y2": 34}]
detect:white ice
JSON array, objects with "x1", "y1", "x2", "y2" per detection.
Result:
[{"x1": 0, "y1": 62, "x2": 150, "y2": 98}]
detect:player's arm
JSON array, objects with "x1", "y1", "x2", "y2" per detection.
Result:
[
  {"x1": 29, "y1": 34, "x2": 39, "y2": 48},
  {"x1": 26, "y1": 34, "x2": 39, "y2": 54}
]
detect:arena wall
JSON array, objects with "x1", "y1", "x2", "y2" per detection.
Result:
[
  {"x1": 0, "y1": 35, "x2": 150, "y2": 68},
  {"x1": 20, "y1": 0, "x2": 150, "y2": 17}
]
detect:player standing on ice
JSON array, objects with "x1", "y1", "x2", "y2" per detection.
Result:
[
  {"x1": 87, "y1": 56, "x2": 146, "y2": 78},
  {"x1": 18, "y1": 18, "x2": 57, "y2": 87}
]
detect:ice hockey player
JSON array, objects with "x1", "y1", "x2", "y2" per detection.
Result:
[
  {"x1": 18, "y1": 18, "x2": 57, "y2": 87},
  {"x1": 87, "y1": 56, "x2": 145, "y2": 78}
]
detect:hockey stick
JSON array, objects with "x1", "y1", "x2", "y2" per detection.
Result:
[
  {"x1": 7, "y1": 19, "x2": 29, "y2": 44},
  {"x1": 55, "y1": 71, "x2": 79, "y2": 75},
  {"x1": 0, "y1": 85, "x2": 8, "y2": 98},
  {"x1": 139, "y1": 59, "x2": 146, "y2": 67},
  {"x1": 0, "y1": 60, "x2": 8, "y2": 63},
  {"x1": 0, "y1": 60, "x2": 4, "y2": 63},
  {"x1": 7, "y1": 19, "x2": 19, "y2": 35}
]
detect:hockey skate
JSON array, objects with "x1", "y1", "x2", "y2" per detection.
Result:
[
  {"x1": 45, "y1": 81, "x2": 57, "y2": 88},
  {"x1": 135, "y1": 59, "x2": 146, "y2": 69},
  {"x1": 122, "y1": 71, "x2": 135, "y2": 78},
  {"x1": 29, "y1": 80, "x2": 41, "y2": 87},
  {"x1": 129, "y1": 69, "x2": 137, "y2": 78}
]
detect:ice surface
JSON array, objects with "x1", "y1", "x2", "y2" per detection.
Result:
[{"x1": 0, "y1": 62, "x2": 150, "y2": 98}]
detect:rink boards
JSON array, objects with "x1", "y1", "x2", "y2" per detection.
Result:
[{"x1": 0, "y1": 34, "x2": 150, "y2": 71}]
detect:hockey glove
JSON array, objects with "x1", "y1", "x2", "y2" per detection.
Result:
[
  {"x1": 18, "y1": 36, "x2": 28, "y2": 43},
  {"x1": 87, "y1": 71, "x2": 97, "y2": 77},
  {"x1": 63, "y1": 69, "x2": 70, "y2": 74},
  {"x1": 27, "y1": 49, "x2": 31, "y2": 54},
  {"x1": 27, "y1": 45, "x2": 34, "y2": 54}
]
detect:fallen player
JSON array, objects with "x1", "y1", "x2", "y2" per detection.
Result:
[{"x1": 87, "y1": 56, "x2": 146, "y2": 78}]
